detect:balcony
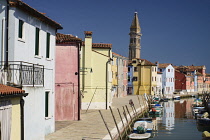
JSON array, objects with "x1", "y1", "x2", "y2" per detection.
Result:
[{"x1": 0, "y1": 61, "x2": 44, "y2": 87}]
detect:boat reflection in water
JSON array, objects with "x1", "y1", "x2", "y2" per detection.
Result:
[{"x1": 149, "y1": 98, "x2": 203, "y2": 140}]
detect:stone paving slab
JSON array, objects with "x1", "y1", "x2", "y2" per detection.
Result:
[{"x1": 45, "y1": 95, "x2": 147, "y2": 140}]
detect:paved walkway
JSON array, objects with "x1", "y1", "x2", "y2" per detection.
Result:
[{"x1": 45, "y1": 95, "x2": 147, "y2": 140}]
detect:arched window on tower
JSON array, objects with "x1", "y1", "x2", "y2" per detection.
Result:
[{"x1": 133, "y1": 38, "x2": 136, "y2": 43}]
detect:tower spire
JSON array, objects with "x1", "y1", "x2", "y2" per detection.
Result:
[{"x1": 129, "y1": 12, "x2": 142, "y2": 60}]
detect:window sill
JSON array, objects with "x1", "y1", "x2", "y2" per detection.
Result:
[
  {"x1": 45, "y1": 117, "x2": 52, "y2": 120},
  {"x1": 34, "y1": 55, "x2": 42, "y2": 59},
  {"x1": 46, "y1": 58, "x2": 53, "y2": 61},
  {"x1": 18, "y1": 38, "x2": 25, "y2": 43}
]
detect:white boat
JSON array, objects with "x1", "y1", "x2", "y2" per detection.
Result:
[
  {"x1": 128, "y1": 119, "x2": 153, "y2": 139},
  {"x1": 128, "y1": 133, "x2": 151, "y2": 140}
]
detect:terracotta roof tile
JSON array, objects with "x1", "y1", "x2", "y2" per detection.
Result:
[
  {"x1": 139, "y1": 59, "x2": 156, "y2": 66},
  {"x1": 0, "y1": 84, "x2": 25, "y2": 96},
  {"x1": 92, "y1": 43, "x2": 112, "y2": 48},
  {"x1": 56, "y1": 33, "x2": 82, "y2": 44},
  {"x1": 9, "y1": 0, "x2": 62, "y2": 29},
  {"x1": 112, "y1": 52, "x2": 128, "y2": 59},
  {"x1": 174, "y1": 65, "x2": 205, "y2": 72},
  {"x1": 82, "y1": 42, "x2": 112, "y2": 49},
  {"x1": 157, "y1": 72, "x2": 162, "y2": 74},
  {"x1": 158, "y1": 63, "x2": 172, "y2": 68},
  {"x1": 206, "y1": 73, "x2": 210, "y2": 77}
]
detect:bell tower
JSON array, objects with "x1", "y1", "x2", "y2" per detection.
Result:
[{"x1": 129, "y1": 12, "x2": 142, "y2": 60}]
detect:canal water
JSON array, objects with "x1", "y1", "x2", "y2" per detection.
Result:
[{"x1": 148, "y1": 98, "x2": 210, "y2": 140}]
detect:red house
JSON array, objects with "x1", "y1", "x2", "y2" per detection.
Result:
[
  {"x1": 55, "y1": 33, "x2": 82, "y2": 121},
  {"x1": 175, "y1": 70, "x2": 186, "y2": 92}
]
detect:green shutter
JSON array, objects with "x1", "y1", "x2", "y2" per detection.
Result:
[
  {"x1": 45, "y1": 92, "x2": 49, "y2": 117},
  {"x1": 46, "y1": 33, "x2": 50, "y2": 58},
  {"x1": 18, "y1": 20, "x2": 23, "y2": 38},
  {"x1": 35, "y1": 28, "x2": 40, "y2": 55}
]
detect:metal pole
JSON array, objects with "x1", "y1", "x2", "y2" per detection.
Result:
[
  {"x1": 133, "y1": 105, "x2": 138, "y2": 118},
  {"x1": 123, "y1": 106, "x2": 131, "y2": 131},
  {"x1": 98, "y1": 110, "x2": 113, "y2": 140},
  {"x1": 117, "y1": 108, "x2": 127, "y2": 136},
  {"x1": 125, "y1": 105, "x2": 132, "y2": 123},
  {"x1": 109, "y1": 106, "x2": 122, "y2": 140}
]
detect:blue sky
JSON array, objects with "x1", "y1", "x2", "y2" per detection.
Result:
[{"x1": 23, "y1": 0, "x2": 210, "y2": 73}]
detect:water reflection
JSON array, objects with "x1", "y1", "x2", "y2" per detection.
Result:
[{"x1": 150, "y1": 98, "x2": 203, "y2": 140}]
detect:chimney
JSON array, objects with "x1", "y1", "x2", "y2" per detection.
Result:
[{"x1": 84, "y1": 31, "x2": 92, "y2": 38}]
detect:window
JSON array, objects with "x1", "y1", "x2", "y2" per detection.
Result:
[
  {"x1": 128, "y1": 67, "x2": 130, "y2": 72},
  {"x1": 133, "y1": 77, "x2": 138, "y2": 81},
  {"x1": 46, "y1": 33, "x2": 50, "y2": 58},
  {"x1": 168, "y1": 69, "x2": 170, "y2": 72},
  {"x1": 18, "y1": 19, "x2": 24, "y2": 38},
  {"x1": 160, "y1": 69, "x2": 162, "y2": 72},
  {"x1": 130, "y1": 38, "x2": 133, "y2": 43},
  {"x1": 45, "y1": 91, "x2": 49, "y2": 117},
  {"x1": 128, "y1": 76, "x2": 130, "y2": 81},
  {"x1": 132, "y1": 60, "x2": 136, "y2": 63},
  {"x1": 35, "y1": 28, "x2": 40, "y2": 55},
  {"x1": 134, "y1": 67, "x2": 137, "y2": 72}
]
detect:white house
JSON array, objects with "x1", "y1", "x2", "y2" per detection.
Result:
[
  {"x1": 156, "y1": 71, "x2": 163, "y2": 97},
  {"x1": 0, "y1": 0, "x2": 62, "y2": 139},
  {"x1": 158, "y1": 63, "x2": 175, "y2": 99}
]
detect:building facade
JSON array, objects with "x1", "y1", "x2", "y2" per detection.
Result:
[
  {"x1": 55, "y1": 33, "x2": 82, "y2": 121},
  {"x1": 80, "y1": 31, "x2": 113, "y2": 109},
  {"x1": 158, "y1": 63, "x2": 175, "y2": 98},
  {"x1": 127, "y1": 64, "x2": 134, "y2": 95},
  {"x1": 112, "y1": 52, "x2": 128, "y2": 97},
  {"x1": 174, "y1": 65, "x2": 208, "y2": 93},
  {"x1": 0, "y1": 84, "x2": 28, "y2": 140},
  {"x1": 0, "y1": 0, "x2": 62, "y2": 139},
  {"x1": 131, "y1": 58, "x2": 156, "y2": 95}
]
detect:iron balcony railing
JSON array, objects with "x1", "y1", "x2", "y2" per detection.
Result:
[{"x1": 0, "y1": 61, "x2": 44, "y2": 87}]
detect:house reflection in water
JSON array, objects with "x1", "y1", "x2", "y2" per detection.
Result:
[{"x1": 163, "y1": 101, "x2": 175, "y2": 131}]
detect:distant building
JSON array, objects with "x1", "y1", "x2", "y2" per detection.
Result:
[
  {"x1": 127, "y1": 63, "x2": 134, "y2": 95},
  {"x1": 80, "y1": 31, "x2": 113, "y2": 109},
  {"x1": 112, "y1": 52, "x2": 128, "y2": 97},
  {"x1": 55, "y1": 33, "x2": 82, "y2": 121},
  {"x1": 129, "y1": 12, "x2": 142, "y2": 60},
  {"x1": 131, "y1": 58, "x2": 157, "y2": 95},
  {"x1": 0, "y1": 0, "x2": 62, "y2": 139},
  {"x1": 158, "y1": 63, "x2": 175, "y2": 98},
  {"x1": 206, "y1": 73, "x2": 210, "y2": 91},
  {"x1": 157, "y1": 71, "x2": 163, "y2": 97},
  {"x1": 174, "y1": 65, "x2": 207, "y2": 93}
]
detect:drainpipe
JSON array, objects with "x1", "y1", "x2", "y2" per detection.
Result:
[
  {"x1": 20, "y1": 98, "x2": 25, "y2": 140},
  {"x1": 106, "y1": 58, "x2": 113, "y2": 110},
  {"x1": 77, "y1": 41, "x2": 81, "y2": 120},
  {"x1": 5, "y1": 0, "x2": 9, "y2": 67}
]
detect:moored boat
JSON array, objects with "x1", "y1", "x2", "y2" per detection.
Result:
[
  {"x1": 149, "y1": 108, "x2": 162, "y2": 115},
  {"x1": 128, "y1": 118, "x2": 153, "y2": 140}
]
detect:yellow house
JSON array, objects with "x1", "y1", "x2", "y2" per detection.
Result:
[
  {"x1": 151, "y1": 65, "x2": 158, "y2": 96},
  {"x1": 0, "y1": 84, "x2": 28, "y2": 140},
  {"x1": 80, "y1": 31, "x2": 113, "y2": 109},
  {"x1": 131, "y1": 58, "x2": 157, "y2": 95}
]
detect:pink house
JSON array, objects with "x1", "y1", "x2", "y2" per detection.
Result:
[
  {"x1": 123, "y1": 59, "x2": 128, "y2": 96},
  {"x1": 55, "y1": 33, "x2": 82, "y2": 121}
]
